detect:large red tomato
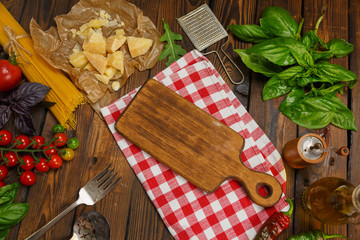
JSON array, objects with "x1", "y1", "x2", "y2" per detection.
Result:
[{"x1": 0, "y1": 58, "x2": 22, "y2": 92}]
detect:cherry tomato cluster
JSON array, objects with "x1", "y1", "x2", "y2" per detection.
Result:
[{"x1": 0, "y1": 124, "x2": 80, "y2": 187}]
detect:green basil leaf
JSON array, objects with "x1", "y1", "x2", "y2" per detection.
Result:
[
  {"x1": 0, "y1": 183, "x2": 19, "y2": 206},
  {"x1": 278, "y1": 65, "x2": 305, "y2": 80},
  {"x1": 0, "y1": 203, "x2": 29, "y2": 229},
  {"x1": 300, "y1": 32, "x2": 313, "y2": 50},
  {"x1": 246, "y1": 37, "x2": 308, "y2": 66},
  {"x1": 279, "y1": 88, "x2": 305, "y2": 112},
  {"x1": 312, "y1": 39, "x2": 353, "y2": 61},
  {"x1": 262, "y1": 66, "x2": 303, "y2": 100},
  {"x1": 328, "y1": 39, "x2": 354, "y2": 58},
  {"x1": 311, "y1": 83, "x2": 345, "y2": 97},
  {"x1": 280, "y1": 95, "x2": 357, "y2": 131},
  {"x1": 227, "y1": 24, "x2": 273, "y2": 43},
  {"x1": 301, "y1": 30, "x2": 328, "y2": 51},
  {"x1": 315, "y1": 61, "x2": 357, "y2": 87},
  {"x1": 312, "y1": 51, "x2": 333, "y2": 61},
  {"x1": 0, "y1": 228, "x2": 9, "y2": 240},
  {"x1": 289, "y1": 48, "x2": 314, "y2": 67},
  {"x1": 330, "y1": 98, "x2": 357, "y2": 131},
  {"x1": 297, "y1": 76, "x2": 316, "y2": 87},
  {"x1": 348, "y1": 79, "x2": 358, "y2": 89},
  {"x1": 234, "y1": 49, "x2": 282, "y2": 77},
  {"x1": 296, "y1": 73, "x2": 332, "y2": 87},
  {"x1": 263, "y1": 77, "x2": 292, "y2": 101},
  {"x1": 260, "y1": 6, "x2": 298, "y2": 38}
]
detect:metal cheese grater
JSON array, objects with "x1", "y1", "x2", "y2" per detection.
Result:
[{"x1": 177, "y1": 3, "x2": 244, "y2": 85}]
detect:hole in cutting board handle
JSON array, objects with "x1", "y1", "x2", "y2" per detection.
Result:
[{"x1": 256, "y1": 183, "x2": 273, "y2": 198}]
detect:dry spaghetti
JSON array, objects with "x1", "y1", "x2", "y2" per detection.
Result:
[{"x1": 0, "y1": 2, "x2": 85, "y2": 129}]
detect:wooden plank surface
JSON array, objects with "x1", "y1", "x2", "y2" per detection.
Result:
[
  {"x1": 348, "y1": 0, "x2": 360, "y2": 238},
  {"x1": 0, "y1": 0, "x2": 358, "y2": 239},
  {"x1": 249, "y1": 1, "x2": 301, "y2": 239}
]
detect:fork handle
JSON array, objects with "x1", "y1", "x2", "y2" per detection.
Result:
[{"x1": 24, "y1": 200, "x2": 82, "y2": 240}]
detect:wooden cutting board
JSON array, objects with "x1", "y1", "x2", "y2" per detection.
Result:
[{"x1": 115, "y1": 79, "x2": 282, "y2": 207}]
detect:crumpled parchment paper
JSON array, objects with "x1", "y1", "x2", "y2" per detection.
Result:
[{"x1": 29, "y1": 0, "x2": 163, "y2": 113}]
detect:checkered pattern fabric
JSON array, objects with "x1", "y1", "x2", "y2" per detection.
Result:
[{"x1": 101, "y1": 50, "x2": 288, "y2": 240}]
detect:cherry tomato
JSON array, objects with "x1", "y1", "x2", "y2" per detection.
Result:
[
  {"x1": 43, "y1": 143, "x2": 58, "y2": 157},
  {"x1": 0, "y1": 57, "x2": 22, "y2": 92},
  {"x1": 0, "y1": 130, "x2": 13, "y2": 146},
  {"x1": 48, "y1": 155, "x2": 63, "y2": 169},
  {"x1": 4, "y1": 151, "x2": 19, "y2": 167},
  {"x1": 67, "y1": 137, "x2": 79, "y2": 149},
  {"x1": 14, "y1": 135, "x2": 30, "y2": 149},
  {"x1": 52, "y1": 124, "x2": 64, "y2": 134},
  {"x1": 61, "y1": 148, "x2": 75, "y2": 161},
  {"x1": 0, "y1": 181, "x2": 6, "y2": 188},
  {"x1": 20, "y1": 171, "x2": 36, "y2": 186},
  {"x1": 20, "y1": 155, "x2": 35, "y2": 171},
  {"x1": 32, "y1": 135, "x2": 45, "y2": 149},
  {"x1": 54, "y1": 133, "x2": 67, "y2": 147},
  {"x1": 0, "y1": 165, "x2": 8, "y2": 180},
  {"x1": 35, "y1": 158, "x2": 50, "y2": 173}
]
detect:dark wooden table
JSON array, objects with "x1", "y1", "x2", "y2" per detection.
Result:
[{"x1": 1, "y1": 0, "x2": 360, "y2": 239}]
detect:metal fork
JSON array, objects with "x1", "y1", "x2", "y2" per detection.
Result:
[{"x1": 24, "y1": 164, "x2": 120, "y2": 240}]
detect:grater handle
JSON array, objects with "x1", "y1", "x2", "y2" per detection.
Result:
[
  {"x1": 221, "y1": 36, "x2": 245, "y2": 85},
  {"x1": 203, "y1": 37, "x2": 245, "y2": 85}
]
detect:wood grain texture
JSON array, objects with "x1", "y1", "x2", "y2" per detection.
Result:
[
  {"x1": 295, "y1": 0, "x2": 350, "y2": 238},
  {"x1": 210, "y1": 0, "x2": 256, "y2": 107},
  {"x1": 348, "y1": 0, "x2": 360, "y2": 238},
  {"x1": 248, "y1": 1, "x2": 301, "y2": 238},
  {"x1": 115, "y1": 79, "x2": 282, "y2": 207}
]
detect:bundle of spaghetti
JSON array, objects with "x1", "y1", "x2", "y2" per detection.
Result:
[{"x1": 0, "y1": 3, "x2": 86, "y2": 129}]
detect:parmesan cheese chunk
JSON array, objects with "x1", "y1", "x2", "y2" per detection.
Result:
[
  {"x1": 83, "y1": 51, "x2": 108, "y2": 75},
  {"x1": 107, "y1": 51, "x2": 124, "y2": 74},
  {"x1": 104, "y1": 66, "x2": 117, "y2": 79},
  {"x1": 111, "y1": 81, "x2": 121, "y2": 91},
  {"x1": 94, "y1": 74, "x2": 110, "y2": 84},
  {"x1": 82, "y1": 30, "x2": 106, "y2": 55},
  {"x1": 79, "y1": 23, "x2": 90, "y2": 34},
  {"x1": 69, "y1": 50, "x2": 88, "y2": 69},
  {"x1": 113, "y1": 70, "x2": 123, "y2": 79},
  {"x1": 88, "y1": 19, "x2": 108, "y2": 29},
  {"x1": 115, "y1": 29, "x2": 125, "y2": 36},
  {"x1": 84, "y1": 63, "x2": 96, "y2": 71},
  {"x1": 126, "y1": 36, "x2": 153, "y2": 58},
  {"x1": 106, "y1": 35, "x2": 126, "y2": 53}
]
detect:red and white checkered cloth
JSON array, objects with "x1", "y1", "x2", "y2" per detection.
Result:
[{"x1": 101, "y1": 50, "x2": 288, "y2": 240}]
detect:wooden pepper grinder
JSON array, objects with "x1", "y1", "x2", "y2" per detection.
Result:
[{"x1": 282, "y1": 133, "x2": 349, "y2": 169}]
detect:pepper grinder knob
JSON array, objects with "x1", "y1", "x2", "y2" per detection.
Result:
[{"x1": 337, "y1": 146, "x2": 350, "y2": 156}]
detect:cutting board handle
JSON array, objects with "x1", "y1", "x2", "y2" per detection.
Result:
[{"x1": 231, "y1": 164, "x2": 283, "y2": 207}]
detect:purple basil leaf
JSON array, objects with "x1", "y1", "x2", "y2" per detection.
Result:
[
  {"x1": 14, "y1": 113, "x2": 35, "y2": 135},
  {"x1": 9, "y1": 82, "x2": 50, "y2": 108},
  {"x1": 0, "y1": 98, "x2": 9, "y2": 105},
  {"x1": 10, "y1": 102, "x2": 30, "y2": 115},
  {"x1": 0, "y1": 105, "x2": 12, "y2": 128}
]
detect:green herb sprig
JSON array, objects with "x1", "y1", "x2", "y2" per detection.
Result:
[
  {"x1": 158, "y1": 19, "x2": 187, "y2": 67},
  {"x1": 228, "y1": 6, "x2": 357, "y2": 131},
  {"x1": 0, "y1": 183, "x2": 29, "y2": 240}
]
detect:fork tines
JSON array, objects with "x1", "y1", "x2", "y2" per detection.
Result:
[{"x1": 92, "y1": 164, "x2": 121, "y2": 193}]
